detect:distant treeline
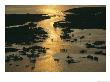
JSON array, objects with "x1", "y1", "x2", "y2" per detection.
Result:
[
  {"x1": 54, "y1": 7, "x2": 106, "y2": 29},
  {"x1": 5, "y1": 14, "x2": 50, "y2": 27}
]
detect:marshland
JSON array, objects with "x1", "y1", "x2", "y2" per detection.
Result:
[{"x1": 5, "y1": 5, "x2": 106, "y2": 72}]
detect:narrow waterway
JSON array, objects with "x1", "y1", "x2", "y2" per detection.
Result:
[
  {"x1": 33, "y1": 8, "x2": 106, "y2": 72},
  {"x1": 34, "y1": 10, "x2": 65, "y2": 71},
  {"x1": 5, "y1": 6, "x2": 106, "y2": 72}
]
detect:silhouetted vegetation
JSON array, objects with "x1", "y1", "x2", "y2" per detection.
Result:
[
  {"x1": 6, "y1": 22, "x2": 48, "y2": 44},
  {"x1": 5, "y1": 45, "x2": 47, "y2": 64},
  {"x1": 5, "y1": 6, "x2": 106, "y2": 72},
  {"x1": 85, "y1": 42, "x2": 106, "y2": 49},
  {"x1": 5, "y1": 54, "x2": 23, "y2": 62},
  {"x1": 95, "y1": 51, "x2": 106, "y2": 55},
  {"x1": 5, "y1": 14, "x2": 50, "y2": 27},
  {"x1": 54, "y1": 7, "x2": 106, "y2": 41},
  {"x1": 5, "y1": 48, "x2": 19, "y2": 52},
  {"x1": 54, "y1": 7, "x2": 106, "y2": 29}
]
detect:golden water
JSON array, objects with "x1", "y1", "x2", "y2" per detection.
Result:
[
  {"x1": 5, "y1": 6, "x2": 106, "y2": 72},
  {"x1": 34, "y1": 8, "x2": 65, "y2": 71}
]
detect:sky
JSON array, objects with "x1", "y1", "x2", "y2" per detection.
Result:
[{"x1": 5, "y1": 5, "x2": 105, "y2": 14}]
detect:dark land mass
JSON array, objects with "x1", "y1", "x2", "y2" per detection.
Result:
[
  {"x1": 5, "y1": 47, "x2": 19, "y2": 52},
  {"x1": 53, "y1": 7, "x2": 106, "y2": 41},
  {"x1": 5, "y1": 45, "x2": 47, "y2": 64},
  {"x1": 5, "y1": 14, "x2": 50, "y2": 27},
  {"x1": 5, "y1": 22, "x2": 48, "y2": 44},
  {"x1": 54, "y1": 7, "x2": 106, "y2": 29}
]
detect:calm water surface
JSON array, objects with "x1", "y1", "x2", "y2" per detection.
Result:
[{"x1": 6, "y1": 6, "x2": 106, "y2": 72}]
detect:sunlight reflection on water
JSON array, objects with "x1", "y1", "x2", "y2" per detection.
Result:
[
  {"x1": 34, "y1": 8, "x2": 65, "y2": 71},
  {"x1": 5, "y1": 6, "x2": 106, "y2": 72}
]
